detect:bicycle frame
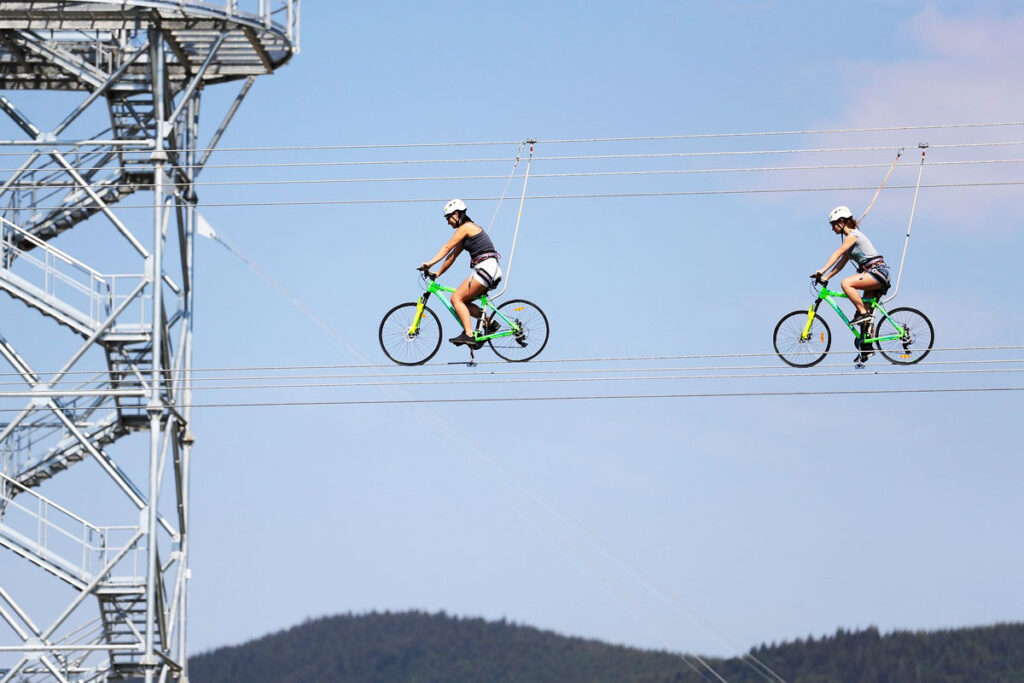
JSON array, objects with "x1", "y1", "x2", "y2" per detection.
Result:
[
  {"x1": 801, "y1": 286, "x2": 907, "y2": 344},
  {"x1": 408, "y1": 278, "x2": 522, "y2": 341}
]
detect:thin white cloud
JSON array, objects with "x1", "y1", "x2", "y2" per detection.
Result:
[{"x1": 787, "y1": 7, "x2": 1024, "y2": 232}]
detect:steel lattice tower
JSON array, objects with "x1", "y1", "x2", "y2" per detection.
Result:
[{"x1": 0, "y1": 3, "x2": 299, "y2": 680}]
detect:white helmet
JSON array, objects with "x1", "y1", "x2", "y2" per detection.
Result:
[
  {"x1": 829, "y1": 205, "x2": 854, "y2": 223},
  {"x1": 443, "y1": 198, "x2": 467, "y2": 217}
]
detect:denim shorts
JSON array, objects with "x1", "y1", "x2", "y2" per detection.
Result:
[{"x1": 862, "y1": 260, "x2": 890, "y2": 288}]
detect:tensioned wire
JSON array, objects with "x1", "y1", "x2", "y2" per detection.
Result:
[
  {"x1": 0, "y1": 347, "x2": 1020, "y2": 381},
  {"x1": 0, "y1": 386, "x2": 1017, "y2": 412},
  {"x1": 12, "y1": 157, "x2": 1024, "y2": 190},
  {"x1": 0, "y1": 347, "x2": 1019, "y2": 380},
  {"x1": 5, "y1": 139, "x2": 1024, "y2": 174},
  {"x1": 3, "y1": 358, "x2": 1019, "y2": 389},
  {"x1": 10, "y1": 180, "x2": 1024, "y2": 212},
  {"x1": 3, "y1": 119, "x2": 1021, "y2": 154},
  {"x1": 6, "y1": 361, "x2": 1021, "y2": 392},
  {"x1": 4, "y1": 366, "x2": 1012, "y2": 396}
]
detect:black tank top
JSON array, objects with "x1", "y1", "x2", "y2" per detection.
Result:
[{"x1": 462, "y1": 228, "x2": 496, "y2": 260}]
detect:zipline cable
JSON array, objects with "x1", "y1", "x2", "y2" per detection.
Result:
[
  {"x1": 3, "y1": 139, "x2": 1024, "y2": 174},
  {"x1": 6, "y1": 157, "x2": 1024, "y2": 192},
  {"x1": 3, "y1": 386, "x2": 1019, "y2": 412},
  {"x1": 8, "y1": 366, "x2": 1011, "y2": 396},
  {"x1": 2, "y1": 119, "x2": 1021, "y2": 155},
  {"x1": 0, "y1": 347, "x2": 1020, "y2": 381},
  {"x1": 10, "y1": 179, "x2": 1020, "y2": 214},
  {"x1": 10, "y1": 357, "x2": 1020, "y2": 389}
]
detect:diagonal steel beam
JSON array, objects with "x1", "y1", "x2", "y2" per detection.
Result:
[
  {"x1": 196, "y1": 76, "x2": 255, "y2": 173},
  {"x1": 49, "y1": 151, "x2": 183, "y2": 295},
  {"x1": 53, "y1": 42, "x2": 150, "y2": 137},
  {"x1": 0, "y1": 95, "x2": 40, "y2": 139},
  {"x1": 48, "y1": 405, "x2": 177, "y2": 538},
  {"x1": 168, "y1": 32, "x2": 228, "y2": 125},
  {"x1": 48, "y1": 279, "x2": 149, "y2": 389},
  {"x1": 39, "y1": 529, "x2": 145, "y2": 643},
  {"x1": 49, "y1": 151, "x2": 149, "y2": 256}
]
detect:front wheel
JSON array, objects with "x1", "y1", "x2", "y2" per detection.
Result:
[
  {"x1": 875, "y1": 307, "x2": 934, "y2": 364},
  {"x1": 773, "y1": 310, "x2": 831, "y2": 367},
  {"x1": 488, "y1": 299, "x2": 549, "y2": 362},
  {"x1": 379, "y1": 302, "x2": 442, "y2": 365}
]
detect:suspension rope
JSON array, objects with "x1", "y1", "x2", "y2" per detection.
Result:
[
  {"x1": 485, "y1": 141, "x2": 526, "y2": 230},
  {"x1": 858, "y1": 148, "x2": 903, "y2": 223},
  {"x1": 491, "y1": 140, "x2": 535, "y2": 300},
  {"x1": 885, "y1": 145, "x2": 928, "y2": 303}
]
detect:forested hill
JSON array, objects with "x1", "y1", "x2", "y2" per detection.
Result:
[{"x1": 188, "y1": 610, "x2": 1024, "y2": 682}]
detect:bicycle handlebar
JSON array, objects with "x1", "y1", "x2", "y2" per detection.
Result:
[{"x1": 417, "y1": 266, "x2": 437, "y2": 281}]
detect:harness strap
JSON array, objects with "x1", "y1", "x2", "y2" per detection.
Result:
[{"x1": 470, "y1": 251, "x2": 500, "y2": 267}]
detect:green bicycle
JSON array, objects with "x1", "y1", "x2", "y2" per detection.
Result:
[
  {"x1": 379, "y1": 270, "x2": 549, "y2": 365},
  {"x1": 773, "y1": 280, "x2": 934, "y2": 367}
]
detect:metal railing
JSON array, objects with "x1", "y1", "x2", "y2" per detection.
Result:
[
  {"x1": 0, "y1": 217, "x2": 150, "y2": 330},
  {"x1": 0, "y1": 472, "x2": 143, "y2": 583}
]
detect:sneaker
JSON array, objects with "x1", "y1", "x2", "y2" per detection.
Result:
[
  {"x1": 850, "y1": 311, "x2": 873, "y2": 326},
  {"x1": 449, "y1": 332, "x2": 475, "y2": 347},
  {"x1": 484, "y1": 316, "x2": 501, "y2": 335}
]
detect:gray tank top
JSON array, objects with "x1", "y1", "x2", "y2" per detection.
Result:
[
  {"x1": 463, "y1": 227, "x2": 497, "y2": 260},
  {"x1": 846, "y1": 229, "x2": 881, "y2": 267}
]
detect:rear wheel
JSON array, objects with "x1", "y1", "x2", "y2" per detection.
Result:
[
  {"x1": 379, "y1": 302, "x2": 442, "y2": 365},
  {"x1": 488, "y1": 299, "x2": 549, "y2": 362},
  {"x1": 773, "y1": 310, "x2": 831, "y2": 367},
  {"x1": 875, "y1": 307, "x2": 934, "y2": 364}
]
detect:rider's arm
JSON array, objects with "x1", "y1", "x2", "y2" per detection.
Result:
[
  {"x1": 435, "y1": 243, "x2": 463, "y2": 277},
  {"x1": 422, "y1": 226, "x2": 469, "y2": 271},
  {"x1": 816, "y1": 234, "x2": 858, "y2": 279}
]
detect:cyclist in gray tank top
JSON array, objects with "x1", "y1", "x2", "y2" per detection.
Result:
[
  {"x1": 812, "y1": 205, "x2": 890, "y2": 329},
  {"x1": 420, "y1": 199, "x2": 503, "y2": 349}
]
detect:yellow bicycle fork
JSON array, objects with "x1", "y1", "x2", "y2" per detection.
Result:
[
  {"x1": 408, "y1": 298, "x2": 426, "y2": 336},
  {"x1": 801, "y1": 304, "x2": 819, "y2": 342}
]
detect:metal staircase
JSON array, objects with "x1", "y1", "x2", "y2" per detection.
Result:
[{"x1": 0, "y1": 3, "x2": 300, "y2": 680}]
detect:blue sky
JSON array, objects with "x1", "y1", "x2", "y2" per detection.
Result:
[{"x1": 1, "y1": 0, "x2": 1023, "y2": 665}]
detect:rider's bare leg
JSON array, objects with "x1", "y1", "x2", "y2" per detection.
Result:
[
  {"x1": 452, "y1": 276, "x2": 488, "y2": 336},
  {"x1": 841, "y1": 273, "x2": 881, "y2": 315}
]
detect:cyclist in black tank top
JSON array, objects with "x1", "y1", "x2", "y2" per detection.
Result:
[{"x1": 420, "y1": 199, "x2": 502, "y2": 348}]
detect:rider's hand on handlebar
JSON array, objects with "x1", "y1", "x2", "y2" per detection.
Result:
[
  {"x1": 810, "y1": 272, "x2": 828, "y2": 286},
  {"x1": 417, "y1": 264, "x2": 437, "y2": 280}
]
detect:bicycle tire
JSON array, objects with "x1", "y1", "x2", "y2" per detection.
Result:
[
  {"x1": 875, "y1": 307, "x2": 934, "y2": 364},
  {"x1": 488, "y1": 299, "x2": 549, "y2": 362},
  {"x1": 379, "y1": 302, "x2": 443, "y2": 365},
  {"x1": 773, "y1": 310, "x2": 831, "y2": 367}
]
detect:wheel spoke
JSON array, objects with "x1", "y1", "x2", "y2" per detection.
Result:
[
  {"x1": 774, "y1": 311, "x2": 830, "y2": 367},
  {"x1": 489, "y1": 300, "x2": 549, "y2": 362}
]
